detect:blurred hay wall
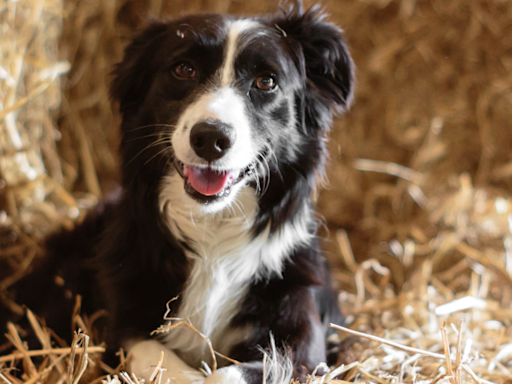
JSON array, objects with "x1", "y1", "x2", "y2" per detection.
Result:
[
  {"x1": 57, "y1": 0, "x2": 512, "y2": 198},
  {"x1": 53, "y1": 0, "x2": 512, "y2": 284},
  {"x1": 317, "y1": 0, "x2": 512, "y2": 289}
]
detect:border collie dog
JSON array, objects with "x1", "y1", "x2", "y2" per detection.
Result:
[{"x1": 8, "y1": 4, "x2": 354, "y2": 384}]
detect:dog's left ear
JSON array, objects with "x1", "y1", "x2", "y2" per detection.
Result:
[
  {"x1": 110, "y1": 20, "x2": 169, "y2": 114},
  {"x1": 274, "y1": 5, "x2": 355, "y2": 134}
]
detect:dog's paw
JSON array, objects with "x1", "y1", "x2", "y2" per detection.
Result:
[
  {"x1": 204, "y1": 366, "x2": 247, "y2": 384},
  {"x1": 128, "y1": 340, "x2": 205, "y2": 384}
]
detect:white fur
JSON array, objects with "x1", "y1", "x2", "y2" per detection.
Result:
[
  {"x1": 159, "y1": 167, "x2": 248, "y2": 215},
  {"x1": 128, "y1": 337, "x2": 292, "y2": 384},
  {"x1": 172, "y1": 86, "x2": 258, "y2": 171},
  {"x1": 128, "y1": 340, "x2": 248, "y2": 384},
  {"x1": 259, "y1": 335, "x2": 294, "y2": 384},
  {"x1": 128, "y1": 340, "x2": 204, "y2": 384},
  {"x1": 213, "y1": 325, "x2": 253, "y2": 358},
  {"x1": 159, "y1": 175, "x2": 313, "y2": 367},
  {"x1": 220, "y1": 20, "x2": 258, "y2": 87},
  {"x1": 307, "y1": 315, "x2": 326, "y2": 365}
]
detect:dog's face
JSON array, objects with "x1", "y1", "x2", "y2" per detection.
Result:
[{"x1": 112, "y1": 7, "x2": 353, "y2": 214}]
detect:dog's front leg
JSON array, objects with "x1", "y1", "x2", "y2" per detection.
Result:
[
  {"x1": 128, "y1": 340, "x2": 251, "y2": 384},
  {"x1": 128, "y1": 340, "x2": 205, "y2": 384}
]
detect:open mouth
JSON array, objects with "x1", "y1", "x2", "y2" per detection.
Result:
[{"x1": 175, "y1": 160, "x2": 252, "y2": 203}]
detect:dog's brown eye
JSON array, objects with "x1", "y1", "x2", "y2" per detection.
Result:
[
  {"x1": 174, "y1": 63, "x2": 196, "y2": 79},
  {"x1": 255, "y1": 76, "x2": 276, "y2": 91}
]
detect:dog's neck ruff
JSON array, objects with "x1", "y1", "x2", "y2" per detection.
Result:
[{"x1": 158, "y1": 173, "x2": 313, "y2": 366}]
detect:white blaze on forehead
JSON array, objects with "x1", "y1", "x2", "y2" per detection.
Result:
[
  {"x1": 171, "y1": 20, "x2": 261, "y2": 177},
  {"x1": 220, "y1": 19, "x2": 259, "y2": 87}
]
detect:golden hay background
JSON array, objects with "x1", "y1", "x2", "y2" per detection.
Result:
[
  {"x1": 1, "y1": 0, "x2": 512, "y2": 383},
  {"x1": 54, "y1": 0, "x2": 512, "y2": 288}
]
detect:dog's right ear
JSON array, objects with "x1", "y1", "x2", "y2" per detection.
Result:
[
  {"x1": 273, "y1": 4, "x2": 355, "y2": 136},
  {"x1": 110, "y1": 21, "x2": 169, "y2": 112}
]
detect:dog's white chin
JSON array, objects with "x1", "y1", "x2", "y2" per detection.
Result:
[
  {"x1": 159, "y1": 171, "x2": 250, "y2": 216},
  {"x1": 192, "y1": 179, "x2": 248, "y2": 214}
]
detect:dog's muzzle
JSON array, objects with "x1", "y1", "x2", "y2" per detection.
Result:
[
  {"x1": 174, "y1": 160, "x2": 254, "y2": 204},
  {"x1": 174, "y1": 121, "x2": 254, "y2": 204}
]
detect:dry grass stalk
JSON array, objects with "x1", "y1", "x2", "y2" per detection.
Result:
[
  {"x1": 329, "y1": 324, "x2": 449, "y2": 362},
  {"x1": 0, "y1": 0, "x2": 81, "y2": 240},
  {"x1": 0, "y1": 310, "x2": 104, "y2": 384},
  {"x1": 68, "y1": 331, "x2": 90, "y2": 384},
  {"x1": 150, "y1": 298, "x2": 245, "y2": 373},
  {"x1": 0, "y1": 346, "x2": 104, "y2": 365},
  {"x1": 330, "y1": 171, "x2": 512, "y2": 384}
]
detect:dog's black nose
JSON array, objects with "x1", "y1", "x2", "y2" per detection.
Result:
[{"x1": 190, "y1": 122, "x2": 232, "y2": 162}]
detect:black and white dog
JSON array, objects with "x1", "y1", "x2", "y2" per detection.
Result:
[{"x1": 5, "y1": 3, "x2": 354, "y2": 384}]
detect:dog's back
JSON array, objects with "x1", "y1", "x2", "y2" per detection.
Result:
[{"x1": 0, "y1": 201, "x2": 110, "y2": 347}]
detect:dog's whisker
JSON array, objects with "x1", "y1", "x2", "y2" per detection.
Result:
[
  {"x1": 249, "y1": 160, "x2": 259, "y2": 192},
  {"x1": 289, "y1": 164, "x2": 309, "y2": 183},
  {"x1": 258, "y1": 159, "x2": 268, "y2": 195},
  {"x1": 267, "y1": 145, "x2": 278, "y2": 165},
  {"x1": 253, "y1": 160, "x2": 262, "y2": 194},
  {"x1": 256, "y1": 151, "x2": 271, "y2": 197},
  {"x1": 128, "y1": 123, "x2": 176, "y2": 132},
  {"x1": 126, "y1": 138, "x2": 171, "y2": 166},
  {"x1": 143, "y1": 143, "x2": 173, "y2": 165},
  {"x1": 190, "y1": 209, "x2": 196, "y2": 228},
  {"x1": 227, "y1": 204, "x2": 236, "y2": 218},
  {"x1": 265, "y1": 145, "x2": 283, "y2": 183},
  {"x1": 262, "y1": 157, "x2": 271, "y2": 196},
  {"x1": 163, "y1": 153, "x2": 177, "y2": 174},
  {"x1": 125, "y1": 133, "x2": 169, "y2": 142},
  {"x1": 232, "y1": 200, "x2": 248, "y2": 224}
]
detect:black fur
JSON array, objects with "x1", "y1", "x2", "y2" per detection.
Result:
[{"x1": 2, "y1": 4, "x2": 354, "y2": 383}]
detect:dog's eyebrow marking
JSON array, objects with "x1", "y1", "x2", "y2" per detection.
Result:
[{"x1": 220, "y1": 19, "x2": 258, "y2": 87}]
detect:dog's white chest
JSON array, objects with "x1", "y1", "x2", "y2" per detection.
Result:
[
  {"x1": 164, "y1": 251, "x2": 252, "y2": 365},
  {"x1": 160, "y1": 183, "x2": 260, "y2": 364},
  {"x1": 159, "y1": 178, "x2": 312, "y2": 367}
]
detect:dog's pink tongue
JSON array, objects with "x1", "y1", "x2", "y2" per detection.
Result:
[{"x1": 185, "y1": 166, "x2": 231, "y2": 196}]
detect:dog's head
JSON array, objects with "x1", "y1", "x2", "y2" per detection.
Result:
[{"x1": 111, "y1": 5, "x2": 354, "y2": 214}]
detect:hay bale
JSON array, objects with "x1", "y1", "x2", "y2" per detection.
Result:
[
  {"x1": 0, "y1": 0, "x2": 82, "y2": 313},
  {"x1": 0, "y1": 1, "x2": 105, "y2": 383},
  {"x1": 0, "y1": 0, "x2": 72, "y2": 238}
]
